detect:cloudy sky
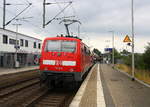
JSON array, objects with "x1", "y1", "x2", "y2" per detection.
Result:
[{"x1": 0, "y1": 0, "x2": 150, "y2": 53}]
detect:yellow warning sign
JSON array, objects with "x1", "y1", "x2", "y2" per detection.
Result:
[{"x1": 123, "y1": 35, "x2": 132, "y2": 42}]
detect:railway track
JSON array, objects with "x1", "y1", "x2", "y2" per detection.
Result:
[
  {"x1": 0, "y1": 78, "x2": 39, "y2": 98},
  {"x1": 0, "y1": 70, "x2": 42, "y2": 106},
  {"x1": 0, "y1": 70, "x2": 84, "y2": 107},
  {"x1": 0, "y1": 70, "x2": 39, "y2": 89},
  {"x1": 23, "y1": 69, "x2": 91, "y2": 107},
  {"x1": 25, "y1": 87, "x2": 77, "y2": 107},
  {"x1": 0, "y1": 76, "x2": 78, "y2": 107}
]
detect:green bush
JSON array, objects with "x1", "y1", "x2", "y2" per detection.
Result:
[
  {"x1": 120, "y1": 43, "x2": 150, "y2": 70},
  {"x1": 143, "y1": 43, "x2": 150, "y2": 70}
]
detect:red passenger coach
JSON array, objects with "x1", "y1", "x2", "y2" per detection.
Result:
[{"x1": 40, "y1": 36, "x2": 93, "y2": 87}]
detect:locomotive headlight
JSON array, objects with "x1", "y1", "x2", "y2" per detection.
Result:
[
  {"x1": 43, "y1": 60, "x2": 55, "y2": 65},
  {"x1": 62, "y1": 61, "x2": 76, "y2": 66}
]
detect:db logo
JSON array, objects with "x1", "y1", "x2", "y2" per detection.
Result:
[{"x1": 55, "y1": 60, "x2": 62, "y2": 65}]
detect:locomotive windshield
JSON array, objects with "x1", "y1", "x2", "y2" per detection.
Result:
[{"x1": 46, "y1": 40, "x2": 76, "y2": 52}]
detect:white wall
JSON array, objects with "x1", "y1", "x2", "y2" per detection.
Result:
[{"x1": 0, "y1": 28, "x2": 42, "y2": 54}]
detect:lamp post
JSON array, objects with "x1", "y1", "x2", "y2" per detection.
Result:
[
  {"x1": 13, "y1": 21, "x2": 22, "y2": 68},
  {"x1": 12, "y1": 17, "x2": 32, "y2": 68},
  {"x1": 109, "y1": 31, "x2": 115, "y2": 67},
  {"x1": 105, "y1": 40, "x2": 110, "y2": 64},
  {"x1": 131, "y1": 0, "x2": 135, "y2": 80},
  {"x1": 3, "y1": 0, "x2": 6, "y2": 29}
]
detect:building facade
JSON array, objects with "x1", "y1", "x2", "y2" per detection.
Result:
[{"x1": 0, "y1": 28, "x2": 42, "y2": 68}]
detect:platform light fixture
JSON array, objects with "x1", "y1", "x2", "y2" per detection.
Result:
[
  {"x1": 108, "y1": 31, "x2": 115, "y2": 67},
  {"x1": 131, "y1": 0, "x2": 135, "y2": 81}
]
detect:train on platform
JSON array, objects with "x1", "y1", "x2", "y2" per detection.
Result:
[{"x1": 39, "y1": 35, "x2": 93, "y2": 87}]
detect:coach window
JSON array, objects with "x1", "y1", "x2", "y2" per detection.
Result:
[
  {"x1": 34, "y1": 42, "x2": 36, "y2": 48},
  {"x1": 89, "y1": 50, "x2": 91, "y2": 55},
  {"x1": 86, "y1": 49, "x2": 89, "y2": 55},
  {"x1": 20, "y1": 39, "x2": 24, "y2": 46},
  {"x1": 3, "y1": 35, "x2": 8, "y2": 44},
  {"x1": 84, "y1": 46, "x2": 87, "y2": 54},
  {"x1": 84, "y1": 46, "x2": 90, "y2": 55},
  {"x1": 81, "y1": 47, "x2": 84, "y2": 53},
  {"x1": 25, "y1": 40, "x2": 28, "y2": 47}
]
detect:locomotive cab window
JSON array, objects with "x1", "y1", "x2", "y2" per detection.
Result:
[
  {"x1": 61, "y1": 40, "x2": 76, "y2": 52},
  {"x1": 45, "y1": 40, "x2": 76, "y2": 52}
]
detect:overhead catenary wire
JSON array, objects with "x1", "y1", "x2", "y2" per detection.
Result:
[
  {"x1": 44, "y1": 1, "x2": 73, "y2": 27},
  {"x1": 54, "y1": 0, "x2": 66, "y2": 17},
  {"x1": 24, "y1": 0, "x2": 30, "y2": 4},
  {"x1": 70, "y1": 0, "x2": 77, "y2": 18},
  {"x1": 0, "y1": 2, "x2": 45, "y2": 36},
  {"x1": 1, "y1": 0, "x2": 81, "y2": 38},
  {"x1": 0, "y1": 0, "x2": 33, "y2": 28},
  {"x1": 4, "y1": 2, "x2": 32, "y2": 27},
  {"x1": 1, "y1": 4, "x2": 41, "y2": 26},
  {"x1": 24, "y1": 20, "x2": 57, "y2": 36}
]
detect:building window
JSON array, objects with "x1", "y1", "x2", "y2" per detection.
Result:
[
  {"x1": 3, "y1": 35, "x2": 8, "y2": 44},
  {"x1": 34, "y1": 42, "x2": 36, "y2": 48},
  {"x1": 38, "y1": 43, "x2": 41, "y2": 49},
  {"x1": 25, "y1": 40, "x2": 28, "y2": 47},
  {"x1": 20, "y1": 39, "x2": 24, "y2": 46},
  {"x1": 9, "y1": 38, "x2": 16, "y2": 45}
]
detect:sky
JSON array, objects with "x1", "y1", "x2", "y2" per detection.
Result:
[{"x1": 0, "y1": 0, "x2": 150, "y2": 53}]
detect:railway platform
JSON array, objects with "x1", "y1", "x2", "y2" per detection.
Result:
[
  {"x1": 70, "y1": 64, "x2": 106, "y2": 107},
  {"x1": 70, "y1": 63, "x2": 150, "y2": 107},
  {"x1": 0, "y1": 66, "x2": 39, "y2": 76}
]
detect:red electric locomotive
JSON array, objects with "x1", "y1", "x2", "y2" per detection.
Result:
[{"x1": 39, "y1": 36, "x2": 93, "y2": 87}]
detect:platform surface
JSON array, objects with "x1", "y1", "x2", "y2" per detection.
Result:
[
  {"x1": 101, "y1": 64, "x2": 150, "y2": 107},
  {"x1": 70, "y1": 63, "x2": 150, "y2": 107},
  {"x1": 70, "y1": 64, "x2": 106, "y2": 107},
  {"x1": 0, "y1": 66, "x2": 39, "y2": 76}
]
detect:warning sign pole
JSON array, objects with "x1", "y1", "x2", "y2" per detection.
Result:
[{"x1": 131, "y1": 0, "x2": 135, "y2": 81}]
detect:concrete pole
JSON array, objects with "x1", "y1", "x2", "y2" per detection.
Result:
[
  {"x1": 109, "y1": 31, "x2": 115, "y2": 67},
  {"x1": 112, "y1": 31, "x2": 115, "y2": 67},
  {"x1": 13, "y1": 22, "x2": 21, "y2": 68},
  {"x1": 3, "y1": 0, "x2": 6, "y2": 29},
  {"x1": 15, "y1": 24, "x2": 18, "y2": 68},
  {"x1": 131, "y1": 0, "x2": 135, "y2": 80},
  {"x1": 43, "y1": 0, "x2": 46, "y2": 28}
]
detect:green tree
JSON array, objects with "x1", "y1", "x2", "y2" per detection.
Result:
[
  {"x1": 134, "y1": 53, "x2": 145, "y2": 69},
  {"x1": 114, "y1": 48, "x2": 121, "y2": 63},
  {"x1": 143, "y1": 43, "x2": 150, "y2": 70},
  {"x1": 120, "y1": 49, "x2": 132, "y2": 66},
  {"x1": 120, "y1": 49, "x2": 131, "y2": 56},
  {"x1": 93, "y1": 48, "x2": 101, "y2": 56},
  {"x1": 108, "y1": 48, "x2": 121, "y2": 64}
]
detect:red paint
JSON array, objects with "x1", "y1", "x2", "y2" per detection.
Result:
[{"x1": 40, "y1": 37, "x2": 92, "y2": 74}]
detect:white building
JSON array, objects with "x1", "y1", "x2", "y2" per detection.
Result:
[{"x1": 0, "y1": 28, "x2": 42, "y2": 68}]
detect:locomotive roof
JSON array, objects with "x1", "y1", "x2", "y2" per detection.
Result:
[
  {"x1": 45, "y1": 36, "x2": 82, "y2": 41},
  {"x1": 44, "y1": 36, "x2": 90, "y2": 50}
]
